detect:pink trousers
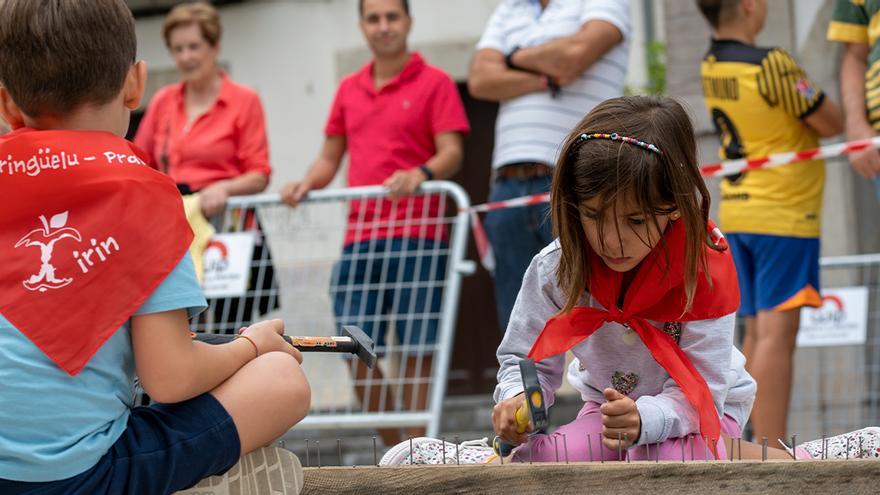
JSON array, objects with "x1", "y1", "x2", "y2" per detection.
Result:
[{"x1": 511, "y1": 401, "x2": 743, "y2": 462}]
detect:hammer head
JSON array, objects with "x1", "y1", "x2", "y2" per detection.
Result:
[
  {"x1": 519, "y1": 359, "x2": 548, "y2": 432},
  {"x1": 342, "y1": 325, "x2": 377, "y2": 369}
]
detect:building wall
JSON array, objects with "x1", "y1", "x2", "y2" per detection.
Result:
[{"x1": 134, "y1": 0, "x2": 658, "y2": 192}]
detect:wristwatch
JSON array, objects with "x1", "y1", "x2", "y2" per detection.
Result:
[
  {"x1": 505, "y1": 46, "x2": 522, "y2": 71},
  {"x1": 418, "y1": 164, "x2": 434, "y2": 181}
]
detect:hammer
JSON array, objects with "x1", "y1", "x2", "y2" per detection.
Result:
[
  {"x1": 192, "y1": 325, "x2": 377, "y2": 368},
  {"x1": 493, "y1": 358, "x2": 549, "y2": 457}
]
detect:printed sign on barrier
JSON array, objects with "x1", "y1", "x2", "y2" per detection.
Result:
[
  {"x1": 202, "y1": 232, "x2": 255, "y2": 298},
  {"x1": 797, "y1": 287, "x2": 869, "y2": 347}
]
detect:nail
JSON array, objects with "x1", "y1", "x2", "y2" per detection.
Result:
[
  {"x1": 563, "y1": 434, "x2": 569, "y2": 464},
  {"x1": 617, "y1": 432, "x2": 622, "y2": 461},
  {"x1": 624, "y1": 433, "x2": 629, "y2": 463},
  {"x1": 762, "y1": 437, "x2": 767, "y2": 462},
  {"x1": 846, "y1": 436, "x2": 850, "y2": 460},
  {"x1": 588, "y1": 433, "x2": 594, "y2": 462},
  {"x1": 600, "y1": 435, "x2": 604, "y2": 464},
  {"x1": 738, "y1": 437, "x2": 742, "y2": 461},
  {"x1": 529, "y1": 436, "x2": 534, "y2": 464},
  {"x1": 791, "y1": 435, "x2": 797, "y2": 461},
  {"x1": 655, "y1": 442, "x2": 660, "y2": 463},
  {"x1": 305, "y1": 439, "x2": 310, "y2": 467},
  {"x1": 729, "y1": 437, "x2": 734, "y2": 462},
  {"x1": 373, "y1": 437, "x2": 378, "y2": 467},
  {"x1": 455, "y1": 435, "x2": 460, "y2": 465},
  {"x1": 821, "y1": 435, "x2": 826, "y2": 460},
  {"x1": 409, "y1": 437, "x2": 413, "y2": 465},
  {"x1": 712, "y1": 438, "x2": 717, "y2": 462},
  {"x1": 860, "y1": 436, "x2": 864, "y2": 458},
  {"x1": 555, "y1": 436, "x2": 560, "y2": 463},
  {"x1": 681, "y1": 437, "x2": 686, "y2": 463},
  {"x1": 704, "y1": 437, "x2": 709, "y2": 462},
  {"x1": 281, "y1": 440, "x2": 286, "y2": 449},
  {"x1": 441, "y1": 437, "x2": 446, "y2": 465},
  {"x1": 316, "y1": 440, "x2": 321, "y2": 468},
  {"x1": 646, "y1": 440, "x2": 651, "y2": 461},
  {"x1": 690, "y1": 434, "x2": 695, "y2": 461},
  {"x1": 338, "y1": 439, "x2": 343, "y2": 466}
]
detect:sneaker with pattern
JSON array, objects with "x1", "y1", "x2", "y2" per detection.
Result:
[
  {"x1": 795, "y1": 427, "x2": 880, "y2": 460},
  {"x1": 379, "y1": 437, "x2": 497, "y2": 465},
  {"x1": 174, "y1": 447, "x2": 303, "y2": 495}
]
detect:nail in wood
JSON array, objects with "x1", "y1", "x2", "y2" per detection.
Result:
[
  {"x1": 373, "y1": 437, "x2": 378, "y2": 467},
  {"x1": 563, "y1": 434, "x2": 569, "y2": 464}
]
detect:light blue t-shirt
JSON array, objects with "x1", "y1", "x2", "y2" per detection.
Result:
[{"x1": 0, "y1": 253, "x2": 207, "y2": 482}]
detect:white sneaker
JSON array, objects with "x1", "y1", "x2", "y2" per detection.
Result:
[
  {"x1": 174, "y1": 447, "x2": 304, "y2": 495},
  {"x1": 795, "y1": 427, "x2": 880, "y2": 460},
  {"x1": 379, "y1": 437, "x2": 497, "y2": 466}
]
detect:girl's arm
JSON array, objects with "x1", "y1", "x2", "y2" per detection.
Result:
[
  {"x1": 633, "y1": 312, "x2": 751, "y2": 445},
  {"x1": 494, "y1": 244, "x2": 567, "y2": 408}
]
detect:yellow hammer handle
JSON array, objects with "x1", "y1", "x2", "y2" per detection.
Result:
[{"x1": 514, "y1": 402, "x2": 530, "y2": 434}]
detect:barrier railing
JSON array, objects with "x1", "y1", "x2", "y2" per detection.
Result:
[{"x1": 203, "y1": 182, "x2": 474, "y2": 437}]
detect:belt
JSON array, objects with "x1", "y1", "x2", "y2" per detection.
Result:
[{"x1": 496, "y1": 162, "x2": 554, "y2": 179}]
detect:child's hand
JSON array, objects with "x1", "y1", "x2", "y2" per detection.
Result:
[
  {"x1": 600, "y1": 388, "x2": 641, "y2": 451},
  {"x1": 240, "y1": 319, "x2": 302, "y2": 363},
  {"x1": 492, "y1": 393, "x2": 530, "y2": 446}
]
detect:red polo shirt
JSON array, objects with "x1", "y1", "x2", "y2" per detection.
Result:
[
  {"x1": 134, "y1": 74, "x2": 271, "y2": 192},
  {"x1": 326, "y1": 52, "x2": 470, "y2": 244}
]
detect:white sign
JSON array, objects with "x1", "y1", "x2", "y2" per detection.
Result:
[
  {"x1": 797, "y1": 287, "x2": 869, "y2": 348},
  {"x1": 202, "y1": 232, "x2": 256, "y2": 298}
]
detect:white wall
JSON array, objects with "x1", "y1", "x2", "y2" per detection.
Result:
[{"x1": 135, "y1": 0, "x2": 656, "y2": 191}]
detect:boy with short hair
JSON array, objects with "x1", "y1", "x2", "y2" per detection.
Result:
[
  {"x1": 696, "y1": 0, "x2": 843, "y2": 446},
  {"x1": 0, "y1": 1, "x2": 309, "y2": 493}
]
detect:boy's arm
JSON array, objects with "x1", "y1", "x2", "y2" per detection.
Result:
[
  {"x1": 803, "y1": 97, "x2": 844, "y2": 138},
  {"x1": 840, "y1": 42, "x2": 880, "y2": 178},
  {"x1": 132, "y1": 311, "x2": 296, "y2": 403}
]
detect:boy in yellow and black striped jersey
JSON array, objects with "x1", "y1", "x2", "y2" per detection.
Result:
[
  {"x1": 696, "y1": 0, "x2": 843, "y2": 448},
  {"x1": 827, "y1": 1, "x2": 880, "y2": 190}
]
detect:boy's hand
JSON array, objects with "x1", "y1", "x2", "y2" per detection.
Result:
[
  {"x1": 600, "y1": 388, "x2": 640, "y2": 451},
  {"x1": 492, "y1": 392, "x2": 530, "y2": 446},
  {"x1": 241, "y1": 319, "x2": 302, "y2": 363}
]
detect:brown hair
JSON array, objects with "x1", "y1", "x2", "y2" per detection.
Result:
[
  {"x1": 0, "y1": 0, "x2": 136, "y2": 117},
  {"x1": 696, "y1": 0, "x2": 741, "y2": 29},
  {"x1": 551, "y1": 96, "x2": 716, "y2": 314},
  {"x1": 163, "y1": 2, "x2": 222, "y2": 47}
]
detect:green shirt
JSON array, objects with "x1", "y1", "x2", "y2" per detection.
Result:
[{"x1": 828, "y1": 0, "x2": 880, "y2": 130}]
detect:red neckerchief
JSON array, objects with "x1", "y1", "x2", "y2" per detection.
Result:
[
  {"x1": 0, "y1": 128, "x2": 193, "y2": 375},
  {"x1": 528, "y1": 220, "x2": 739, "y2": 453}
]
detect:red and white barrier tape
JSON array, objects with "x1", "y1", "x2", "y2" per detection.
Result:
[{"x1": 464, "y1": 136, "x2": 879, "y2": 271}]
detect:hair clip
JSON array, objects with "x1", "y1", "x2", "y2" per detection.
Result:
[{"x1": 578, "y1": 132, "x2": 662, "y2": 155}]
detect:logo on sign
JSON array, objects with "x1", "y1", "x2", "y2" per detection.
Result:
[
  {"x1": 808, "y1": 295, "x2": 846, "y2": 325},
  {"x1": 204, "y1": 239, "x2": 230, "y2": 273}
]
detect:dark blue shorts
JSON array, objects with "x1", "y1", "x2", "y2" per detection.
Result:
[
  {"x1": 0, "y1": 393, "x2": 240, "y2": 495},
  {"x1": 727, "y1": 233, "x2": 821, "y2": 317},
  {"x1": 331, "y1": 237, "x2": 447, "y2": 351}
]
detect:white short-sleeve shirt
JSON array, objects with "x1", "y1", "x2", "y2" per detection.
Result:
[{"x1": 477, "y1": 0, "x2": 632, "y2": 169}]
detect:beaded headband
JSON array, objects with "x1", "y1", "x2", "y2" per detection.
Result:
[{"x1": 578, "y1": 132, "x2": 662, "y2": 155}]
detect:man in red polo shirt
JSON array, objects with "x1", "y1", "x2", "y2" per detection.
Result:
[{"x1": 280, "y1": 0, "x2": 469, "y2": 445}]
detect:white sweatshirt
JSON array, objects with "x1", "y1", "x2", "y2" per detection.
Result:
[{"x1": 494, "y1": 241, "x2": 756, "y2": 445}]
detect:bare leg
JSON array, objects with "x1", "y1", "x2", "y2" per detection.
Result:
[
  {"x1": 352, "y1": 359, "x2": 401, "y2": 446},
  {"x1": 747, "y1": 308, "x2": 801, "y2": 448},
  {"x1": 741, "y1": 316, "x2": 757, "y2": 368},
  {"x1": 211, "y1": 352, "x2": 311, "y2": 456},
  {"x1": 721, "y1": 433, "x2": 796, "y2": 460},
  {"x1": 403, "y1": 355, "x2": 433, "y2": 439}
]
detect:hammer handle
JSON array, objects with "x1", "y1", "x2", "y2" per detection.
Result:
[{"x1": 192, "y1": 332, "x2": 358, "y2": 354}]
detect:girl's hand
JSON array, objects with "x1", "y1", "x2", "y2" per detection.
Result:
[
  {"x1": 492, "y1": 393, "x2": 530, "y2": 446},
  {"x1": 600, "y1": 388, "x2": 641, "y2": 451},
  {"x1": 240, "y1": 319, "x2": 302, "y2": 363}
]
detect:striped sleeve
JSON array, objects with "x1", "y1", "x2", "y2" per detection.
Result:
[
  {"x1": 758, "y1": 49, "x2": 826, "y2": 119},
  {"x1": 827, "y1": 0, "x2": 869, "y2": 44}
]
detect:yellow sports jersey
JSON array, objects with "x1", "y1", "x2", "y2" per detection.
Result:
[
  {"x1": 828, "y1": 0, "x2": 880, "y2": 131},
  {"x1": 701, "y1": 39, "x2": 825, "y2": 238}
]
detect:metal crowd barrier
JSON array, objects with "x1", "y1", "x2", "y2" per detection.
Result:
[
  {"x1": 206, "y1": 181, "x2": 474, "y2": 437},
  {"x1": 787, "y1": 254, "x2": 880, "y2": 439}
]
